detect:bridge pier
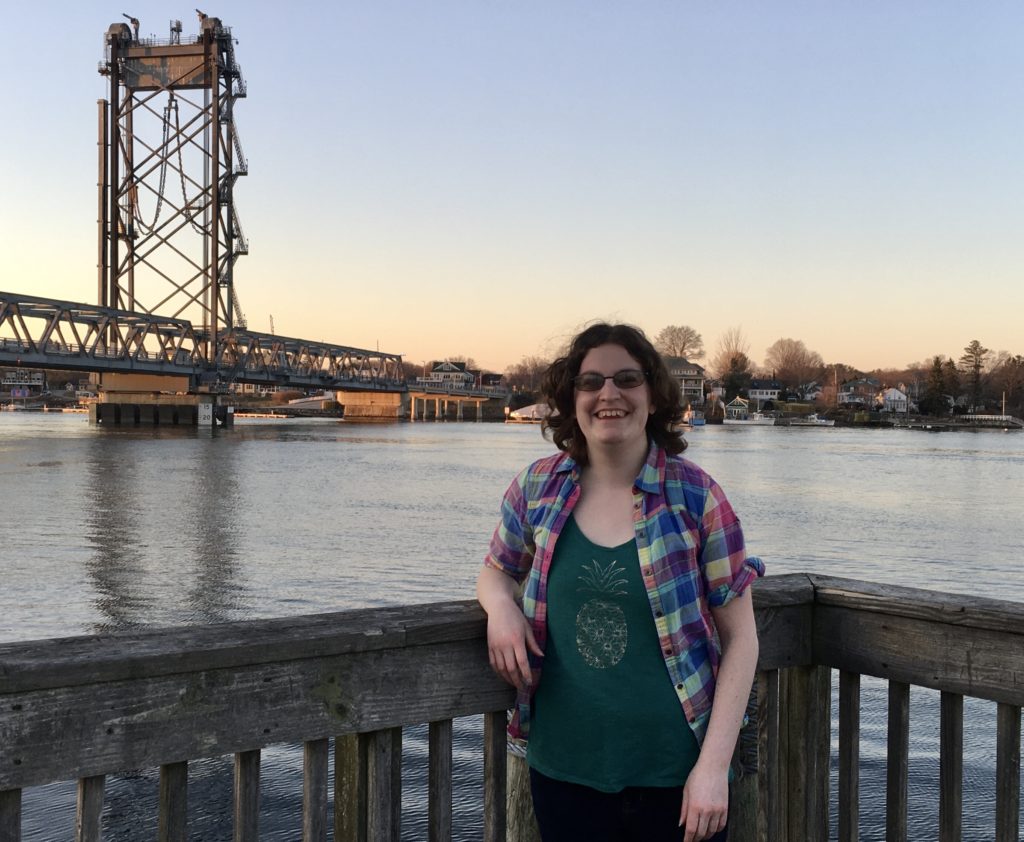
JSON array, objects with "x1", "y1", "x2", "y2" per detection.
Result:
[
  {"x1": 90, "y1": 394, "x2": 234, "y2": 427},
  {"x1": 335, "y1": 390, "x2": 405, "y2": 421}
]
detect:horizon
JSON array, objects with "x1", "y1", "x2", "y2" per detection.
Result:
[{"x1": 2, "y1": 2, "x2": 1021, "y2": 374}]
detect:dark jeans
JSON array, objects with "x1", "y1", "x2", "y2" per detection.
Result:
[{"x1": 529, "y1": 768, "x2": 728, "y2": 842}]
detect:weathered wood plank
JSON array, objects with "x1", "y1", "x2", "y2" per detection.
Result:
[
  {"x1": 303, "y1": 738, "x2": 329, "y2": 842},
  {"x1": 75, "y1": 775, "x2": 105, "y2": 842},
  {"x1": 506, "y1": 751, "x2": 540, "y2": 842},
  {"x1": 483, "y1": 710, "x2": 507, "y2": 842},
  {"x1": 939, "y1": 692, "x2": 963, "y2": 842},
  {"x1": 0, "y1": 601, "x2": 491, "y2": 694},
  {"x1": 158, "y1": 761, "x2": 188, "y2": 842},
  {"x1": 0, "y1": 637, "x2": 514, "y2": 790},
  {"x1": 0, "y1": 789, "x2": 21, "y2": 842},
  {"x1": 886, "y1": 681, "x2": 909, "y2": 842},
  {"x1": 754, "y1": 602, "x2": 814, "y2": 671},
  {"x1": 758, "y1": 669, "x2": 780, "y2": 842},
  {"x1": 995, "y1": 703, "x2": 1021, "y2": 842},
  {"x1": 334, "y1": 734, "x2": 367, "y2": 842},
  {"x1": 810, "y1": 574, "x2": 1024, "y2": 635},
  {"x1": 233, "y1": 749, "x2": 260, "y2": 842},
  {"x1": 751, "y1": 573, "x2": 816, "y2": 608},
  {"x1": 812, "y1": 604, "x2": 1024, "y2": 705},
  {"x1": 366, "y1": 728, "x2": 401, "y2": 842},
  {"x1": 428, "y1": 719, "x2": 452, "y2": 842},
  {"x1": 782, "y1": 666, "x2": 830, "y2": 841},
  {"x1": 838, "y1": 670, "x2": 860, "y2": 842}
]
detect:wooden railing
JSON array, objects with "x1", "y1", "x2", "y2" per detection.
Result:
[{"x1": 0, "y1": 575, "x2": 1021, "y2": 841}]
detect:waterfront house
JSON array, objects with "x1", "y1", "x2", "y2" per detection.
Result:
[
  {"x1": 416, "y1": 360, "x2": 475, "y2": 389},
  {"x1": 879, "y1": 387, "x2": 909, "y2": 414},
  {"x1": 725, "y1": 396, "x2": 750, "y2": 419},
  {"x1": 748, "y1": 378, "x2": 783, "y2": 409},
  {"x1": 838, "y1": 377, "x2": 881, "y2": 407},
  {"x1": 662, "y1": 356, "x2": 706, "y2": 406}
]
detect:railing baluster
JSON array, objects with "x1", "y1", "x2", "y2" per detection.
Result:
[
  {"x1": 757, "y1": 669, "x2": 780, "y2": 842},
  {"x1": 483, "y1": 710, "x2": 508, "y2": 842},
  {"x1": 939, "y1": 692, "x2": 963, "y2": 842},
  {"x1": 0, "y1": 789, "x2": 21, "y2": 842},
  {"x1": 839, "y1": 670, "x2": 860, "y2": 842},
  {"x1": 366, "y1": 728, "x2": 401, "y2": 842},
  {"x1": 428, "y1": 719, "x2": 453, "y2": 842},
  {"x1": 886, "y1": 681, "x2": 910, "y2": 842},
  {"x1": 75, "y1": 774, "x2": 105, "y2": 842},
  {"x1": 335, "y1": 734, "x2": 368, "y2": 842},
  {"x1": 303, "y1": 738, "x2": 330, "y2": 842},
  {"x1": 996, "y1": 703, "x2": 1021, "y2": 842},
  {"x1": 233, "y1": 749, "x2": 261, "y2": 842},
  {"x1": 158, "y1": 761, "x2": 188, "y2": 842}
]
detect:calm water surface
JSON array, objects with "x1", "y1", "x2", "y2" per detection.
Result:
[{"x1": 2, "y1": 414, "x2": 1021, "y2": 840}]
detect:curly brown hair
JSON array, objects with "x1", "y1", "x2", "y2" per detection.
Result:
[{"x1": 540, "y1": 322, "x2": 686, "y2": 464}]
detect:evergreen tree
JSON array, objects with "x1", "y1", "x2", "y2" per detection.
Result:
[
  {"x1": 958, "y1": 339, "x2": 991, "y2": 411},
  {"x1": 920, "y1": 356, "x2": 948, "y2": 416}
]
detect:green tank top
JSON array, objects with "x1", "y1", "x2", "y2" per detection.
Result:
[{"x1": 526, "y1": 515, "x2": 701, "y2": 791}]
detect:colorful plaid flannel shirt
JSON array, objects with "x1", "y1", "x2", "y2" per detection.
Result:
[{"x1": 483, "y1": 441, "x2": 765, "y2": 745}]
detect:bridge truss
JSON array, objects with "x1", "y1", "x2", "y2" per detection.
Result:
[{"x1": 0, "y1": 292, "x2": 405, "y2": 391}]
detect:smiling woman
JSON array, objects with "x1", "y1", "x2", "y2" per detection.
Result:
[{"x1": 476, "y1": 322, "x2": 764, "y2": 842}]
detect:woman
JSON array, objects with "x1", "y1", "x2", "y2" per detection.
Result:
[{"x1": 477, "y1": 323, "x2": 764, "y2": 842}]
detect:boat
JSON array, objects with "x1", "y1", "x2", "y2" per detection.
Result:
[
  {"x1": 681, "y1": 408, "x2": 706, "y2": 427},
  {"x1": 723, "y1": 412, "x2": 775, "y2": 426},
  {"x1": 788, "y1": 414, "x2": 835, "y2": 427},
  {"x1": 506, "y1": 403, "x2": 549, "y2": 424}
]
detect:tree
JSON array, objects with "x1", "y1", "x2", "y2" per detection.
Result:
[
  {"x1": 722, "y1": 352, "x2": 754, "y2": 400},
  {"x1": 942, "y1": 359, "x2": 961, "y2": 407},
  {"x1": 654, "y1": 325, "x2": 704, "y2": 360},
  {"x1": 919, "y1": 356, "x2": 950, "y2": 416},
  {"x1": 958, "y1": 339, "x2": 991, "y2": 411},
  {"x1": 503, "y1": 355, "x2": 550, "y2": 394},
  {"x1": 708, "y1": 326, "x2": 751, "y2": 379},
  {"x1": 763, "y1": 338, "x2": 824, "y2": 391},
  {"x1": 990, "y1": 353, "x2": 1024, "y2": 415}
]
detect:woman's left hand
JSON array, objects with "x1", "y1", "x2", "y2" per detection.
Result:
[{"x1": 679, "y1": 762, "x2": 728, "y2": 842}]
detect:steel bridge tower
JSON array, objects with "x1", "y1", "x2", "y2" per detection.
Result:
[{"x1": 98, "y1": 14, "x2": 248, "y2": 363}]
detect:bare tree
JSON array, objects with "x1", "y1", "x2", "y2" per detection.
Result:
[
  {"x1": 504, "y1": 355, "x2": 551, "y2": 394},
  {"x1": 654, "y1": 325, "x2": 704, "y2": 360},
  {"x1": 708, "y1": 326, "x2": 751, "y2": 379},
  {"x1": 764, "y1": 338, "x2": 824, "y2": 390}
]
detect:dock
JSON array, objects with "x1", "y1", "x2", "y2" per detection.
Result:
[{"x1": 0, "y1": 574, "x2": 1020, "y2": 841}]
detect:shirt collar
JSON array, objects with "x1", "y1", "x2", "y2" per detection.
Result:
[{"x1": 552, "y1": 440, "x2": 664, "y2": 492}]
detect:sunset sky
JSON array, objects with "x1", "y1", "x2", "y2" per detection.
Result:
[{"x1": 2, "y1": 2, "x2": 1022, "y2": 374}]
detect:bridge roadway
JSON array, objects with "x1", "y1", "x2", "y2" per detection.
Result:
[{"x1": 0, "y1": 291, "x2": 501, "y2": 401}]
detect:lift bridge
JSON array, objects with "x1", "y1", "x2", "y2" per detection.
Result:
[{"x1": 0, "y1": 14, "x2": 464, "y2": 415}]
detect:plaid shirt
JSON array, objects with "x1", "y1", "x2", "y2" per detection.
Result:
[{"x1": 484, "y1": 441, "x2": 764, "y2": 745}]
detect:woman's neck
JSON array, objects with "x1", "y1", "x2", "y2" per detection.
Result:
[{"x1": 581, "y1": 437, "x2": 648, "y2": 488}]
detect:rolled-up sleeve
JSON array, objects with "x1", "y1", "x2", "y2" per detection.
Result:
[
  {"x1": 483, "y1": 471, "x2": 535, "y2": 583},
  {"x1": 699, "y1": 480, "x2": 765, "y2": 607}
]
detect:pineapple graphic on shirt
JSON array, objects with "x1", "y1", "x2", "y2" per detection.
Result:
[{"x1": 576, "y1": 559, "x2": 629, "y2": 668}]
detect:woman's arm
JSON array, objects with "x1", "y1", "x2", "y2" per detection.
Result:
[
  {"x1": 477, "y1": 564, "x2": 543, "y2": 690},
  {"x1": 679, "y1": 587, "x2": 760, "y2": 842}
]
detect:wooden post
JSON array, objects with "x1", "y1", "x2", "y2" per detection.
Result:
[
  {"x1": 334, "y1": 734, "x2": 368, "y2": 842},
  {"x1": 995, "y1": 703, "x2": 1021, "y2": 842},
  {"x1": 939, "y1": 692, "x2": 963, "y2": 842},
  {"x1": 886, "y1": 681, "x2": 910, "y2": 842},
  {"x1": 781, "y1": 665, "x2": 830, "y2": 841},
  {"x1": 303, "y1": 738, "x2": 329, "y2": 841},
  {"x1": 428, "y1": 720, "x2": 453, "y2": 842},
  {"x1": 506, "y1": 751, "x2": 540, "y2": 842},
  {"x1": 75, "y1": 775, "x2": 105, "y2": 842},
  {"x1": 838, "y1": 670, "x2": 861, "y2": 842},
  {"x1": 158, "y1": 761, "x2": 188, "y2": 842},
  {"x1": 483, "y1": 711, "x2": 508, "y2": 842},
  {"x1": 233, "y1": 750, "x2": 261, "y2": 842},
  {"x1": 366, "y1": 728, "x2": 401, "y2": 842},
  {"x1": 0, "y1": 789, "x2": 21, "y2": 842}
]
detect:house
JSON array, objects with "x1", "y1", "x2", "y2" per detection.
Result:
[
  {"x1": 662, "y1": 357, "x2": 706, "y2": 406},
  {"x1": 416, "y1": 360, "x2": 475, "y2": 389},
  {"x1": 725, "y1": 397, "x2": 750, "y2": 420},
  {"x1": 478, "y1": 372, "x2": 504, "y2": 389},
  {"x1": 748, "y1": 378, "x2": 783, "y2": 408},
  {"x1": 838, "y1": 377, "x2": 880, "y2": 407},
  {"x1": 879, "y1": 387, "x2": 909, "y2": 414}
]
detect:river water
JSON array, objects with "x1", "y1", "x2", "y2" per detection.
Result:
[{"x1": 2, "y1": 414, "x2": 1021, "y2": 840}]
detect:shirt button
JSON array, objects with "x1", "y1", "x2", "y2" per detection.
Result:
[
  {"x1": 655, "y1": 610, "x2": 663, "y2": 618},
  {"x1": 663, "y1": 647, "x2": 672, "y2": 655},
  {"x1": 676, "y1": 683, "x2": 684, "y2": 691}
]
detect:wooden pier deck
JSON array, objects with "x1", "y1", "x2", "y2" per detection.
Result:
[{"x1": 0, "y1": 574, "x2": 1020, "y2": 841}]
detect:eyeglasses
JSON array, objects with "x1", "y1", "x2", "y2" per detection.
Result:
[{"x1": 573, "y1": 369, "x2": 647, "y2": 391}]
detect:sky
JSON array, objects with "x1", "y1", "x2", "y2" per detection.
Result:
[{"x1": 2, "y1": 1, "x2": 1022, "y2": 374}]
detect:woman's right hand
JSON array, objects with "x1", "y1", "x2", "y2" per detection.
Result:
[{"x1": 485, "y1": 601, "x2": 543, "y2": 690}]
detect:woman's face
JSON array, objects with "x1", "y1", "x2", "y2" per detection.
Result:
[{"x1": 574, "y1": 343, "x2": 654, "y2": 454}]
